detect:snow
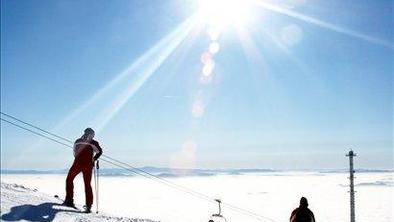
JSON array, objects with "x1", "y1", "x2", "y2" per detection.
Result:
[
  {"x1": 1, "y1": 171, "x2": 393, "y2": 222},
  {"x1": 0, "y1": 182, "x2": 157, "y2": 222}
]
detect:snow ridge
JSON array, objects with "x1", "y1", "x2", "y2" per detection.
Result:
[{"x1": 0, "y1": 182, "x2": 157, "y2": 222}]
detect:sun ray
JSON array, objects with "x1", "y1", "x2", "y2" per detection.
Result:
[
  {"x1": 235, "y1": 22, "x2": 327, "y2": 103},
  {"x1": 253, "y1": 0, "x2": 393, "y2": 48},
  {"x1": 235, "y1": 24, "x2": 266, "y2": 64},
  {"x1": 256, "y1": 25, "x2": 309, "y2": 73},
  {"x1": 48, "y1": 15, "x2": 197, "y2": 135},
  {"x1": 94, "y1": 16, "x2": 198, "y2": 132}
]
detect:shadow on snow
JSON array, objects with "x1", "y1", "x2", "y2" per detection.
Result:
[{"x1": 1, "y1": 202, "x2": 81, "y2": 221}]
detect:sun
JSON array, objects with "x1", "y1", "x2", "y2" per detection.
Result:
[{"x1": 198, "y1": 0, "x2": 253, "y2": 30}]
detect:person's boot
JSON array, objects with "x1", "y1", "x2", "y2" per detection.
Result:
[
  {"x1": 83, "y1": 205, "x2": 91, "y2": 213},
  {"x1": 62, "y1": 199, "x2": 76, "y2": 208}
]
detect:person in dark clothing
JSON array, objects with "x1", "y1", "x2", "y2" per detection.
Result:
[
  {"x1": 63, "y1": 128, "x2": 103, "y2": 213},
  {"x1": 290, "y1": 197, "x2": 316, "y2": 222}
]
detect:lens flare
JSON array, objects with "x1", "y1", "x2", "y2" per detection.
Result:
[
  {"x1": 209, "y1": 42, "x2": 220, "y2": 54},
  {"x1": 281, "y1": 24, "x2": 303, "y2": 46},
  {"x1": 200, "y1": 52, "x2": 213, "y2": 64},
  {"x1": 202, "y1": 60, "x2": 215, "y2": 76},
  {"x1": 170, "y1": 140, "x2": 197, "y2": 174},
  {"x1": 192, "y1": 100, "x2": 205, "y2": 118},
  {"x1": 207, "y1": 26, "x2": 221, "y2": 41}
]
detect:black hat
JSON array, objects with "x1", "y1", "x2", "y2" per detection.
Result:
[
  {"x1": 300, "y1": 197, "x2": 308, "y2": 207},
  {"x1": 84, "y1": 127, "x2": 95, "y2": 135}
]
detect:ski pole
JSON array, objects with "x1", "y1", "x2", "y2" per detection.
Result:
[
  {"x1": 96, "y1": 160, "x2": 99, "y2": 214},
  {"x1": 93, "y1": 161, "x2": 97, "y2": 212}
]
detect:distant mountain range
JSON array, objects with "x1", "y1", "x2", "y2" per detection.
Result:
[
  {"x1": 1, "y1": 167, "x2": 392, "y2": 177},
  {"x1": 0, "y1": 167, "x2": 276, "y2": 177}
]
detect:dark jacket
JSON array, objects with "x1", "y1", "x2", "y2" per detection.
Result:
[{"x1": 290, "y1": 207, "x2": 316, "y2": 222}]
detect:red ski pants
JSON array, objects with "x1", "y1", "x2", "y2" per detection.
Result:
[{"x1": 65, "y1": 162, "x2": 93, "y2": 208}]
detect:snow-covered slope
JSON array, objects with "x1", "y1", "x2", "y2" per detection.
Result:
[{"x1": 0, "y1": 182, "x2": 157, "y2": 222}]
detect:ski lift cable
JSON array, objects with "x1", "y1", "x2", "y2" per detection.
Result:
[
  {"x1": 0, "y1": 117, "x2": 73, "y2": 148},
  {"x1": 0, "y1": 112, "x2": 279, "y2": 222},
  {"x1": 0, "y1": 113, "x2": 278, "y2": 222},
  {"x1": 1, "y1": 112, "x2": 73, "y2": 144},
  {"x1": 0, "y1": 115, "x2": 206, "y2": 195},
  {"x1": 0, "y1": 116, "x2": 214, "y2": 203},
  {"x1": 99, "y1": 155, "x2": 278, "y2": 222},
  {"x1": 0, "y1": 113, "x2": 279, "y2": 222},
  {"x1": 0, "y1": 113, "x2": 209, "y2": 193},
  {"x1": 0, "y1": 118, "x2": 140, "y2": 176},
  {"x1": 0, "y1": 115, "x2": 156, "y2": 182},
  {"x1": 0, "y1": 112, "x2": 215, "y2": 202}
]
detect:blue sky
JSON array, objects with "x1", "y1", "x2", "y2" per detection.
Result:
[{"x1": 1, "y1": 0, "x2": 392, "y2": 170}]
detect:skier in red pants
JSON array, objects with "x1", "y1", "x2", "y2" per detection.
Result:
[{"x1": 63, "y1": 128, "x2": 103, "y2": 213}]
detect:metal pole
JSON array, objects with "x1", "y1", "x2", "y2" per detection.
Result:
[
  {"x1": 346, "y1": 150, "x2": 356, "y2": 222},
  {"x1": 96, "y1": 160, "x2": 100, "y2": 214}
]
